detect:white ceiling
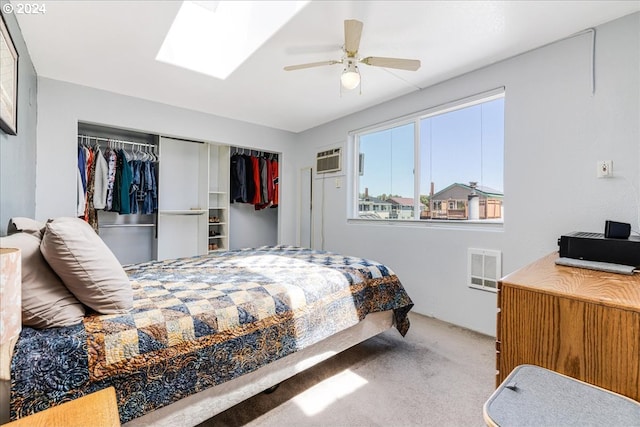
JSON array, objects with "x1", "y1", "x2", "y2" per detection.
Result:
[{"x1": 12, "y1": 1, "x2": 640, "y2": 133}]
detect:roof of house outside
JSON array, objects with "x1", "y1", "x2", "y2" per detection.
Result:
[
  {"x1": 431, "y1": 183, "x2": 504, "y2": 200},
  {"x1": 387, "y1": 197, "x2": 413, "y2": 206}
]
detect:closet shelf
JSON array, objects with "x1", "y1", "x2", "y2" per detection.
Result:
[
  {"x1": 208, "y1": 207, "x2": 227, "y2": 210},
  {"x1": 209, "y1": 191, "x2": 227, "y2": 194},
  {"x1": 208, "y1": 222, "x2": 227, "y2": 225},
  {"x1": 209, "y1": 235, "x2": 227, "y2": 240},
  {"x1": 159, "y1": 210, "x2": 207, "y2": 216}
]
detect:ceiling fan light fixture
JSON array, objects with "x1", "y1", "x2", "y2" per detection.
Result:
[
  {"x1": 284, "y1": 19, "x2": 420, "y2": 93},
  {"x1": 340, "y1": 61, "x2": 360, "y2": 90}
]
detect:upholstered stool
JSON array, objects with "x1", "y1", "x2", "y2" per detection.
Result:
[{"x1": 483, "y1": 364, "x2": 640, "y2": 426}]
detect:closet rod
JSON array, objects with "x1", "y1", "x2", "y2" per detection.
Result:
[
  {"x1": 78, "y1": 134, "x2": 156, "y2": 149},
  {"x1": 231, "y1": 148, "x2": 279, "y2": 160}
]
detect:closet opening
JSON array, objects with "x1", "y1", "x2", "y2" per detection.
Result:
[
  {"x1": 77, "y1": 122, "x2": 159, "y2": 264},
  {"x1": 229, "y1": 146, "x2": 280, "y2": 249}
]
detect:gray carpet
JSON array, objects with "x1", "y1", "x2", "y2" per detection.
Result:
[{"x1": 200, "y1": 313, "x2": 495, "y2": 427}]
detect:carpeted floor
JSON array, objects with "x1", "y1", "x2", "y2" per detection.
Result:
[{"x1": 200, "y1": 313, "x2": 496, "y2": 427}]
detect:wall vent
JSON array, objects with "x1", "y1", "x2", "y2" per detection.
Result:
[
  {"x1": 468, "y1": 248, "x2": 502, "y2": 293},
  {"x1": 316, "y1": 148, "x2": 341, "y2": 174}
]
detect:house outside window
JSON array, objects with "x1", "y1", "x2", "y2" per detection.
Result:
[
  {"x1": 430, "y1": 183, "x2": 503, "y2": 220},
  {"x1": 353, "y1": 89, "x2": 504, "y2": 223}
]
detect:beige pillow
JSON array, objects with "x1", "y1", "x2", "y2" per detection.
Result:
[
  {"x1": 0, "y1": 233, "x2": 85, "y2": 328},
  {"x1": 7, "y1": 217, "x2": 45, "y2": 239},
  {"x1": 40, "y1": 217, "x2": 133, "y2": 314}
]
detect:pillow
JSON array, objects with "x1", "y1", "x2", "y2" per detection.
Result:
[
  {"x1": 7, "y1": 217, "x2": 45, "y2": 239},
  {"x1": 40, "y1": 217, "x2": 133, "y2": 314},
  {"x1": 0, "y1": 233, "x2": 85, "y2": 328}
]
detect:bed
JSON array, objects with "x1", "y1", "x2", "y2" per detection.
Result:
[{"x1": 1, "y1": 220, "x2": 413, "y2": 426}]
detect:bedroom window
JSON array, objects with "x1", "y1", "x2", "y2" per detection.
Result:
[{"x1": 352, "y1": 89, "x2": 504, "y2": 223}]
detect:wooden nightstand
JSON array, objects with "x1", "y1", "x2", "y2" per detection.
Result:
[{"x1": 4, "y1": 387, "x2": 120, "y2": 427}]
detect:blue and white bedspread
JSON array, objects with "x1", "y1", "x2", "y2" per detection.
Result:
[{"x1": 11, "y1": 246, "x2": 413, "y2": 423}]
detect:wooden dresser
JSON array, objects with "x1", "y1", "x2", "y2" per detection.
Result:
[{"x1": 496, "y1": 252, "x2": 640, "y2": 401}]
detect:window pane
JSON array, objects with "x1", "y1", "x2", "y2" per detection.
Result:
[
  {"x1": 351, "y1": 91, "x2": 503, "y2": 223},
  {"x1": 358, "y1": 123, "x2": 414, "y2": 219},
  {"x1": 420, "y1": 97, "x2": 504, "y2": 221}
]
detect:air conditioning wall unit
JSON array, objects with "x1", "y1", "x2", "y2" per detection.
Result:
[{"x1": 316, "y1": 148, "x2": 341, "y2": 174}]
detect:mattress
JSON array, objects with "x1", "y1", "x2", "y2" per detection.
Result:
[{"x1": 10, "y1": 246, "x2": 413, "y2": 424}]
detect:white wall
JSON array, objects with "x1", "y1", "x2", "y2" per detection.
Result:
[
  {"x1": 229, "y1": 203, "x2": 278, "y2": 249},
  {"x1": 35, "y1": 78, "x2": 298, "y2": 245},
  {"x1": 295, "y1": 13, "x2": 640, "y2": 336}
]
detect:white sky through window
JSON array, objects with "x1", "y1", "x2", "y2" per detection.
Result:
[{"x1": 156, "y1": 1, "x2": 309, "y2": 79}]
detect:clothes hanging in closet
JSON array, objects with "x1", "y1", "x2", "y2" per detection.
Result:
[
  {"x1": 77, "y1": 140, "x2": 158, "y2": 232},
  {"x1": 230, "y1": 154, "x2": 247, "y2": 203},
  {"x1": 93, "y1": 147, "x2": 109, "y2": 210},
  {"x1": 103, "y1": 147, "x2": 158, "y2": 215},
  {"x1": 230, "y1": 152, "x2": 278, "y2": 210},
  {"x1": 85, "y1": 148, "x2": 97, "y2": 229},
  {"x1": 270, "y1": 157, "x2": 279, "y2": 208}
]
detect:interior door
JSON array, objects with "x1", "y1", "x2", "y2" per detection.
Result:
[
  {"x1": 299, "y1": 167, "x2": 312, "y2": 248},
  {"x1": 157, "y1": 136, "x2": 208, "y2": 260}
]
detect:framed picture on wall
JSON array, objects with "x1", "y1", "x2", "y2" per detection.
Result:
[{"x1": 0, "y1": 13, "x2": 18, "y2": 135}]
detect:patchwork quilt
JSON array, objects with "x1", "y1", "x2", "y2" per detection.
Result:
[{"x1": 11, "y1": 246, "x2": 413, "y2": 423}]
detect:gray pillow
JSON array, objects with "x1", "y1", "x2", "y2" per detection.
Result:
[
  {"x1": 0, "y1": 232, "x2": 85, "y2": 328},
  {"x1": 40, "y1": 217, "x2": 133, "y2": 314},
  {"x1": 7, "y1": 217, "x2": 45, "y2": 239}
]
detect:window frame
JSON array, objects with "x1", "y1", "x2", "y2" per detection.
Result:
[{"x1": 349, "y1": 87, "x2": 505, "y2": 227}]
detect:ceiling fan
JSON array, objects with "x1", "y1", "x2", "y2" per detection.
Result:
[{"x1": 284, "y1": 19, "x2": 421, "y2": 91}]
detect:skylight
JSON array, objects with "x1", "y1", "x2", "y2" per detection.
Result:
[{"x1": 156, "y1": 0, "x2": 309, "y2": 79}]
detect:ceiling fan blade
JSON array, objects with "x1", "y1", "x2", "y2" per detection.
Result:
[
  {"x1": 344, "y1": 19, "x2": 363, "y2": 57},
  {"x1": 360, "y1": 56, "x2": 421, "y2": 71},
  {"x1": 283, "y1": 60, "x2": 341, "y2": 71}
]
